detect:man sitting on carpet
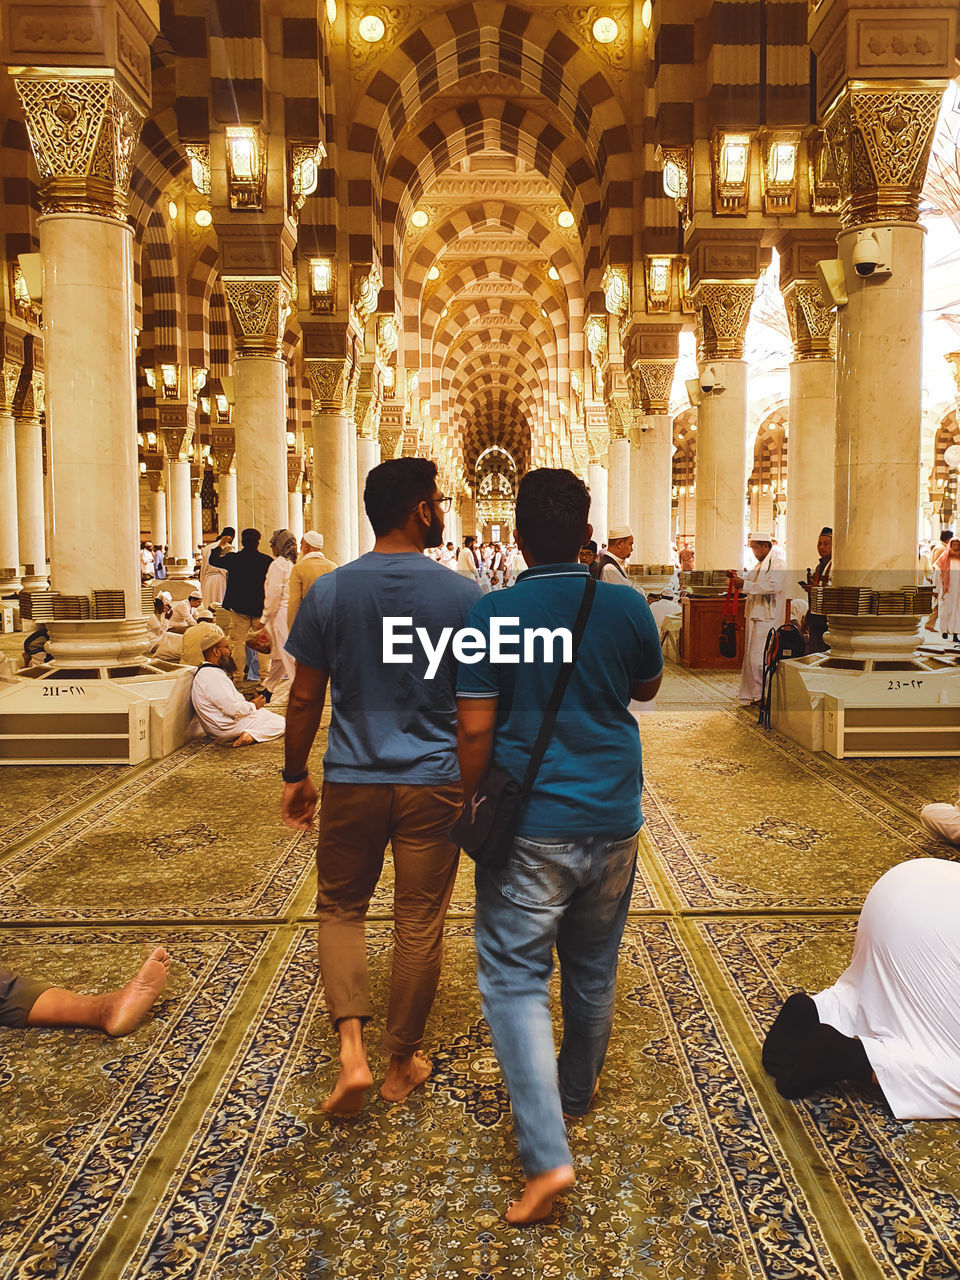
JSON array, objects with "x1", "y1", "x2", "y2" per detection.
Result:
[
  {"x1": 762, "y1": 858, "x2": 960, "y2": 1117},
  {"x1": 1, "y1": 948, "x2": 169, "y2": 1035},
  {"x1": 190, "y1": 624, "x2": 285, "y2": 746}
]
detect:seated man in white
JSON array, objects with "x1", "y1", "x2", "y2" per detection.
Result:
[{"x1": 190, "y1": 623, "x2": 285, "y2": 747}]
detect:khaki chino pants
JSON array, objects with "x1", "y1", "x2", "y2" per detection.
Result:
[{"x1": 315, "y1": 781, "x2": 461, "y2": 1055}]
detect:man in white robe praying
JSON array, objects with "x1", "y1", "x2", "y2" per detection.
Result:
[
  {"x1": 762, "y1": 858, "x2": 960, "y2": 1118},
  {"x1": 190, "y1": 625, "x2": 285, "y2": 747}
]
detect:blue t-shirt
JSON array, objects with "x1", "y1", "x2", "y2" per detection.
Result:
[
  {"x1": 286, "y1": 552, "x2": 482, "y2": 784},
  {"x1": 456, "y1": 562, "x2": 663, "y2": 838}
]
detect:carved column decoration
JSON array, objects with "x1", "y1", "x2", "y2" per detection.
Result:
[
  {"x1": 1, "y1": 360, "x2": 22, "y2": 415},
  {"x1": 822, "y1": 84, "x2": 945, "y2": 227},
  {"x1": 287, "y1": 456, "x2": 304, "y2": 493},
  {"x1": 13, "y1": 76, "x2": 145, "y2": 221},
  {"x1": 210, "y1": 427, "x2": 236, "y2": 476},
  {"x1": 146, "y1": 469, "x2": 165, "y2": 494},
  {"x1": 632, "y1": 361, "x2": 677, "y2": 415},
  {"x1": 690, "y1": 282, "x2": 756, "y2": 360},
  {"x1": 305, "y1": 358, "x2": 351, "y2": 414},
  {"x1": 781, "y1": 283, "x2": 836, "y2": 360},
  {"x1": 223, "y1": 278, "x2": 290, "y2": 358}
]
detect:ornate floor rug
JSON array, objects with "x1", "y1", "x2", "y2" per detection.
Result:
[
  {"x1": 108, "y1": 923, "x2": 840, "y2": 1280},
  {"x1": 639, "y1": 706, "x2": 943, "y2": 910},
  {"x1": 0, "y1": 925, "x2": 276, "y2": 1280},
  {"x1": 695, "y1": 916, "x2": 960, "y2": 1279}
]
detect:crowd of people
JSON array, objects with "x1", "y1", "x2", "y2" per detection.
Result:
[{"x1": 7, "y1": 465, "x2": 960, "y2": 1231}]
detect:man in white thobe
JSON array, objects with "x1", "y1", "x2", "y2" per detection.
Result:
[
  {"x1": 732, "y1": 531, "x2": 786, "y2": 704},
  {"x1": 457, "y1": 535, "x2": 481, "y2": 582},
  {"x1": 190, "y1": 625, "x2": 285, "y2": 746},
  {"x1": 597, "y1": 525, "x2": 634, "y2": 585},
  {"x1": 200, "y1": 527, "x2": 234, "y2": 607},
  {"x1": 169, "y1": 588, "x2": 202, "y2": 632}
]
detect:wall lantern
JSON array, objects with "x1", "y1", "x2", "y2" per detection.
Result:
[
  {"x1": 656, "y1": 145, "x2": 691, "y2": 224},
  {"x1": 601, "y1": 265, "x2": 630, "y2": 317},
  {"x1": 185, "y1": 144, "x2": 211, "y2": 195},
  {"x1": 225, "y1": 126, "x2": 266, "y2": 211},
  {"x1": 712, "y1": 130, "x2": 753, "y2": 214},
  {"x1": 760, "y1": 131, "x2": 800, "y2": 215},
  {"x1": 644, "y1": 255, "x2": 672, "y2": 312},
  {"x1": 290, "y1": 142, "x2": 326, "y2": 212},
  {"x1": 158, "y1": 364, "x2": 179, "y2": 398},
  {"x1": 309, "y1": 257, "x2": 336, "y2": 313}
]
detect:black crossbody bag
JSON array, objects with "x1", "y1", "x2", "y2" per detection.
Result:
[{"x1": 450, "y1": 575, "x2": 597, "y2": 872}]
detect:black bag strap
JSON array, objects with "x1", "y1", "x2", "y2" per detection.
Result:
[{"x1": 518, "y1": 575, "x2": 597, "y2": 799}]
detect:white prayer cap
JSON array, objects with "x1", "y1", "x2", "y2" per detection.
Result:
[
  {"x1": 196, "y1": 622, "x2": 225, "y2": 654},
  {"x1": 749, "y1": 530, "x2": 774, "y2": 542},
  {"x1": 196, "y1": 608, "x2": 215, "y2": 621},
  {"x1": 188, "y1": 587, "x2": 202, "y2": 599},
  {"x1": 303, "y1": 530, "x2": 324, "y2": 550},
  {"x1": 158, "y1": 590, "x2": 173, "y2": 603},
  {"x1": 608, "y1": 524, "x2": 634, "y2": 541}
]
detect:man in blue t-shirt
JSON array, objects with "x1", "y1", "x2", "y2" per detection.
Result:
[
  {"x1": 457, "y1": 468, "x2": 662, "y2": 1224},
  {"x1": 282, "y1": 458, "x2": 480, "y2": 1116}
]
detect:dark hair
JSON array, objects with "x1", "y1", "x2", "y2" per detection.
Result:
[
  {"x1": 219, "y1": 526, "x2": 236, "y2": 539},
  {"x1": 581, "y1": 540, "x2": 598, "y2": 555},
  {"x1": 464, "y1": 534, "x2": 476, "y2": 547},
  {"x1": 364, "y1": 458, "x2": 438, "y2": 536},
  {"x1": 515, "y1": 468, "x2": 590, "y2": 563},
  {"x1": 241, "y1": 528, "x2": 261, "y2": 549},
  {"x1": 942, "y1": 530, "x2": 955, "y2": 543}
]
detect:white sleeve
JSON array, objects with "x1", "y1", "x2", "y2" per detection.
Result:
[{"x1": 263, "y1": 559, "x2": 282, "y2": 619}]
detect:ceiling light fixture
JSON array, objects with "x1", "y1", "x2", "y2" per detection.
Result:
[
  {"x1": 194, "y1": 208, "x2": 212, "y2": 227},
  {"x1": 640, "y1": 0, "x2": 653, "y2": 29},
  {"x1": 411, "y1": 209, "x2": 429, "y2": 228},
  {"x1": 358, "y1": 13, "x2": 385, "y2": 41},
  {"x1": 168, "y1": 200, "x2": 178, "y2": 220},
  {"x1": 427, "y1": 265, "x2": 441, "y2": 280},
  {"x1": 548, "y1": 266, "x2": 559, "y2": 281},
  {"x1": 557, "y1": 209, "x2": 575, "y2": 228},
  {"x1": 592, "y1": 15, "x2": 618, "y2": 42}
]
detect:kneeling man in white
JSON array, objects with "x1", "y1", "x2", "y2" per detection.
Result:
[{"x1": 190, "y1": 624, "x2": 285, "y2": 747}]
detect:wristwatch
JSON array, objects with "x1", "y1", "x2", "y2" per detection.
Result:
[{"x1": 281, "y1": 767, "x2": 309, "y2": 784}]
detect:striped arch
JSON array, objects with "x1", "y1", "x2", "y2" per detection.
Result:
[
  {"x1": 455, "y1": 386, "x2": 534, "y2": 471},
  {"x1": 450, "y1": 372, "x2": 544, "y2": 454},
  {"x1": 443, "y1": 345, "x2": 550, "y2": 413},
  {"x1": 345, "y1": 4, "x2": 630, "y2": 261},
  {"x1": 140, "y1": 209, "x2": 182, "y2": 365},
  {"x1": 129, "y1": 109, "x2": 190, "y2": 235},
  {"x1": 186, "y1": 243, "x2": 220, "y2": 370},
  {"x1": 382, "y1": 102, "x2": 602, "y2": 245},
  {"x1": 208, "y1": 281, "x2": 233, "y2": 378},
  {"x1": 0, "y1": 104, "x2": 39, "y2": 264},
  {"x1": 443, "y1": 349, "x2": 551, "y2": 446}
]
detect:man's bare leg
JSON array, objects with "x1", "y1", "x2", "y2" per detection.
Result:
[
  {"x1": 380, "y1": 1049, "x2": 432, "y2": 1101},
  {"x1": 232, "y1": 731, "x2": 255, "y2": 748},
  {"x1": 322, "y1": 1016, "x2": 374, "y2": 1114},
  {"x1": 505, "y1": 1164, "x2": 576, "y2": 1225},
  {"x1": 27, "y1": 947, "x2": 170, "y2": 1037}
]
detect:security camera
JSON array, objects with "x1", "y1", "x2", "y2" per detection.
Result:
[
  {"x1": 851, "y1": 228, "x2": 893, "y2": 278},
  {"x1": 699, "y1": 365, "x2": 724, "y2": 395}
]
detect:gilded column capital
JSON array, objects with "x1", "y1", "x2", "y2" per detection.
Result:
[
  {"x1": 158, "y1": 400, "x2": 195, "y2": 462},
  {"x1": 781, "y1": 282, "x2": 836, "y2": 360},
  {"x1": 823, "y1": 82, "x2": 945, "y2": 226},
  {"x1": 354, "y1": 390, "x2": 379, "y2": 439},
  {"x1": 305, "y1": 358, "x2": 351, "y2": 414},
  {"x1": 1, "y1": 360, "x2": 23, "y2": 415},
  {"x1": 287, "y1": 456, "x2": 304, "y2": 494},
  {"x1": 632, "y1": 360, "x2": 677, "y2": 415},
  {"x1": 690, "y1": 281, "x2": 757, "y2": 361},
  {"x1": 13, "y1": 75, "x2": 145, "y2": 221},
  {"x1": 605, "y1": 395, "x2": 631, "y2": 441},
  {"x1": 146, "y1": 469, "x2": 165, "y2": 494},
  {"x1": 222, "y1": 277, "x2": 291, "y2": 358},
  {"x1": 210, "y1": 427, "x2": 236, "y2": 476}
]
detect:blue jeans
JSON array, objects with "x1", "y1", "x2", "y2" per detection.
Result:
[{"x1": 474, "y1": 830, "x2": 638, "y2": 1176}]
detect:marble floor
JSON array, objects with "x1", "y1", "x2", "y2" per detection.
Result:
[{"x1": 2, "y1": 654, "x2": 960, "y2": 1280}]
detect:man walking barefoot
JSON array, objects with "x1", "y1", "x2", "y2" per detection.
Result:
[
  {"x1": 457, "y1": 469, "x2": 663, "y2": 1223},
  {"x1": 281, "y1": 458, "x2": 480, "y2": 1114}
]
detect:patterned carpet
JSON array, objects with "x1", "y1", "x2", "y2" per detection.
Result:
[{"x1": 2, "y1": 658, "x2": 960, "y2": 1279}]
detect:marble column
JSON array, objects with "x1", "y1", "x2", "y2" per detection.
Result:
[
  {"x1": 147, "y1": 473, "x2": 167, "y2": 547},
  {"x1": 190, "y1": 465, "x2": 204, "y2": 554},
  {"x1": 689, "y1": 283, "x2": 756, "y2": 570},
  {"x1": 222, "y1": 279, "x2": 291, "y2": 538},
  {"x1": 16, "y1": 372, "x2": 49, "y2": 589},
  {"x1": 588, "y1": 463, "x2": 608, "y2": 551},
  {"x1": 783, "y1": 337, "x2": 836, "y2": 578},
  {"x1": 219, "y1": 471, "x2": 238, "y2": 534},
  {"x1": 288, "y1": 490, "x2": 304, "y2": 541},
  {"x1": 307, "y1": 359, "x2": 354, "y2": 566},
  {"x1": 632, "y1": 359, "x2": 679, "y2": 565},
  {"x1": 357, "y1": 435, "x2": 379, "y2": 555},
  {"x1": 0, "y1": 362, "x2": 23, "y2": 591},
  {"x1": 346, "y1": 420, "x2": 359, "y2": 561},
  {"x1": 166, "y1": 458, "x2": 193, "y2": 570},
  {"x1": 607, "y1": 435, "x2": 631, "y2": 535}
]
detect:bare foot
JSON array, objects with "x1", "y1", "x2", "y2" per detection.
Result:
[
  {"x1": 233, "y1": 731, "x2": 255, "y2": 748},
  {"x1": 321, "y1": 1061, "x2": 374, "y2": 1115},
  {"x1": 563, "y1": 1080, "x2": 600, "y2": 1123},
  {"x1": 505, "y1": 1164, "x2": 576, "y2": 1225},
  {"x1": 100, "y1": 947, "x2": 170, "y2": 1037},
  {"x1": 380, "y1": 1049, "x2": 432, "y2": 1102}
]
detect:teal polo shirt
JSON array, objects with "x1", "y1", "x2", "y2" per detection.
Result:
[{"x1": 456, "y1": 562, "x2": 663, "y2": 839}]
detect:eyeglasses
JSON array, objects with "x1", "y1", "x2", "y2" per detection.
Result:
[{"x1": 431, "y1": 495, "x2": 453, "y2": 512}]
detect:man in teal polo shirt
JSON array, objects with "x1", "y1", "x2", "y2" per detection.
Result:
[{"x1": 457, "y1": 468, "x2": 663, "y2": 1224}]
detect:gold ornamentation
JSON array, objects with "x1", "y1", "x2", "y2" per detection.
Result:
[
  {"x1": 585, "y1": 427, "x2": 609, "y2": 464},
  {"x1": 781, "y1": 282, "x2": 836, "y2": 360},
  {"x1": 560, "y1": 6, "x2": 630, "y2": 82},
  {"x1": 222, "y1": 278, "x2": 291, "y2": 357},
  {"x1": 606, "y1": 395, "x2": 631, "y2": 440},
  {"x1": 823, "y1": 82, "x2": 945, "y2": 225},
  {"x1": 1, "y1": 360, "x2": 22, "y2": 415},
  {"x1": 656, "y1": 145, "x2": 691, "y2": 225},
  {"x1": 161, "y1": 427, "x2": 191, "y2": 462},
  {"x1": 691, "y1": 282, "x2": 757, "y2": 360},
  {"x1": 14, "y1": 74, "x2": 144, "y2": 220},
  {"x1": 379, "y1": 427, "x2": 403, "y2": 460},
  {"x1": 287, "y1": 456, "x2": 304, "y2": 493},
  {"x1": 351, "y1": 264, "x2": 382, "y2": 327},
  {"x1": 632, "y1": 360, "x2": 677, "y2": 414},
  {"x1": 808, "y1": 129, "x2": 842, "y2": 214},
  {"x1": 20, "y1": 370, "x2": 45, "y2": 419},
  {"x1": 601, "y1": 266, "x2": 630, "y2": 318},
  {"x1": 146, "y1": 470, "x2": 165, "y2": 494},
  {"x1": 305, "y1": 358, "x2": 351, "y2": 414},
  {"x1": 185, "y1": 144, "x2": 211, "y2": 195}
]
